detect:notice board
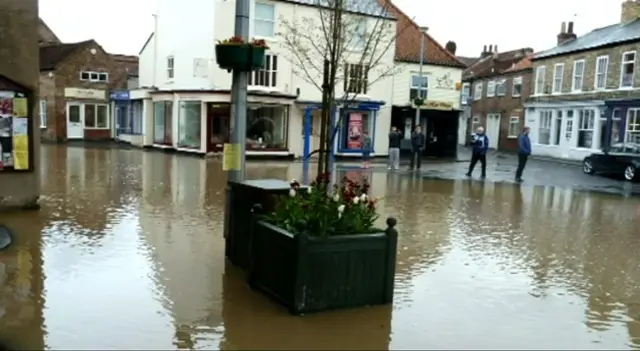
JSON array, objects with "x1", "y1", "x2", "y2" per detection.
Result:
[{"x1": 0, "y1": 75, "x2": 34, "y2": 172}]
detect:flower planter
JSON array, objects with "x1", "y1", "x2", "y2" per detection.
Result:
[
  {"x1": 248, "y1": 216, "x2": 398, "y2": 315},
  {"x1": 215, "y1": 44, "x2": 266, "y2": 72}
]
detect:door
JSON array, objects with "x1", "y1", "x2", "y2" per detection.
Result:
[
  {"x1": 67, "y1": 103, "x2": 83, "y2": 139},
  {"x1": 209, "y1": 114, "x2": 229, "y2": 152},
  {"x1": 486, "y1": 114, "x2": 501, "y2": 149}
]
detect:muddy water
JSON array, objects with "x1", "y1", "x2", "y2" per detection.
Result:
[{"x1": 1, "y1": 145, "x2": 640, "y2": 349}]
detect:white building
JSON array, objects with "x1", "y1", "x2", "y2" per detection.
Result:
[{"x1": 131, "y1": 0, "x2": 398, "y2": 158}]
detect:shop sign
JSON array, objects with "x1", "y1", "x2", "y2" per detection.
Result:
[
  {"x1": 414, "y1": 100, "x2": 454, "y2": 110},
  {"x1": 64, "y1": 88, "x2": 106, "y2": 100},
  {"x1": 110, "y1": 90, "x2": 130, "y2": 100}
]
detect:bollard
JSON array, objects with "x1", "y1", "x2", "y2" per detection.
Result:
[{"x1": 383, "y1": 217, "x2": 398, "y2": 304}]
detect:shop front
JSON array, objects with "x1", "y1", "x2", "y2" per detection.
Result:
[
  {"x1": 604, "y1": 99, "x2": 640, "y2": 149},
  {"x1": 113, "y1": 90, "x2": 144, "y2": 146},
  {"x1": 524, "y1": 100, "x2": 607, "y2": 160},
  {"x1": 63, "y1": 88, "x2": 111, "y2": 140}
]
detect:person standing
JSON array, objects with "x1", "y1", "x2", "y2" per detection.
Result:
[
  {"x1": 466, "y1": 126, "x2": 489, "y2": 178},
  {"x1": 515, "y1": 126, "x2": 531, "y2": 182},
  {"x1": 409, "y1": 126, "x2": 425, "y2": 170},
  {"x1": 361, "y1": 131, "x2": 373, "y2": 169},
  {"x1": 387, "y1": 126, "x2": 401, "y2": 170}
]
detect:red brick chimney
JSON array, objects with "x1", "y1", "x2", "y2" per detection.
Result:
[{"x1": 557, "y1": 21, "x2": 577, "y2": 45}]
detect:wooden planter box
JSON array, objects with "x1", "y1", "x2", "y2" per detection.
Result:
[
  {"x1": 215, "y1": 44, "x2": 266, "y2": 72},
  {"x1": 248, "y1": 218, "x2": 398, "y2": 314}
]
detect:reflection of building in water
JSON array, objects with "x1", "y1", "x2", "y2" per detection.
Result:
[{"x1": 139, "y1": 152, "x2": 224, "y2": 332}]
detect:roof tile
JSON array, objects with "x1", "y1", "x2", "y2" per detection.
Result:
[{"x1": 39, "y1": 40, "x2": 94, "y2": 71}]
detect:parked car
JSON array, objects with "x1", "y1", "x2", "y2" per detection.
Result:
[{"x1": 582, "y1": 143, "x2": 640, "y2": 181}]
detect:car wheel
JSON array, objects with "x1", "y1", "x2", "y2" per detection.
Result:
[
  {"x1": 624, "y1": 164, "x2": 637, "y2": 181},
  {"x1": 583, "y1": 158, "x2": 595, "y2": 175}
]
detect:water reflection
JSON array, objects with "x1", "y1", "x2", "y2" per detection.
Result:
[{"x1": 1, "y1": 146, "x2": 640, "y2": 349}]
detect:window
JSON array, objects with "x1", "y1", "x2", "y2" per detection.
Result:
[
  {"x1": 552, "y1": 63, "x2": 564, "y2": 93},
  {"x1": 249, "y1": 54, "x2": 278, "y2": 88},
  {"x1": 83, "y1": 104, "x2": 109, "y2": 129},
  {"x1": 409, "y1": 75, "x2": 428, "y2": 100},
  {"x1": 538, "y1": 110, "x2": 552, "y2": 144},
  {"x1": 79, "y1": 71, "x2": 108, "y2": 83},
  {"x1": 595, "y1": 55, "x2": 609, "y2": 90},
  {"x1": 473, "y1": 82, "x2": 483, "y2": 100},
  {"x1": 341, "y1": 110, "x2": 373, "y2": 150},
  {"x1": 167, "y1": 56, "x2": 174, "y2": 80},
  {"x1": 512, "y1": 76, "x2": 523, "y2": 97},
  {"x1": 598, "y1": 108, "x2": 607, "y2": 149},
  {"x1": 39, "y1": 100, "x2": 46, "y2": 128},
  {"x1": 178, "y1": 101, "x2": 202, "y2": 149},
  {"x1": 626, "y1": 108, "x2": 640, "y2": 144},
  {"x1": 572, "y1": 60, "x2": 585, "y2": 92},
  {"x1": 620, "y1": 51, "x2": 636, "y2": 88},
  {"x1": 577, "y1": 109, "x2": 595, "y2": 148},
  {"x1": 508, "y1": 116, "x2": 520, "y2": 138},
  {"x1": 131, "y1": 101, "x2": 143, "y2": 135},
  {"x1": 553, "y1": 110, "x2": 563, "y2": 145},
  {"x1": 612, "y1": 108, "x2": 623, "y2": 144},
  {"x1": 471, "y1": 116, "x2": 481, "y2": 131},
  {"x1": 461, "y1": 82, "x2": 471, "y2": 104},
  {"x1": 566, "y1": 110, "x2": 574, "y2": 140},
  {"x1": 535, "y1": 66, "x2": 546, "y2": 94},
  {"x1": 486, "y1": 80, "x2": 496, "y2": 97},
  {"x1": 496, "y1": 79, "x2": 507, "y2": 96},
  {"x1": 246, "y1": 105, "x2": 289, "y2": 150},
  {"x1": 154, "y1": 101, "x2": 173, "y2": 144},
  {"x1": 116, "y1": 102, "x2": 143, "y2": 135},
  {"x1": 344, "y1": 63, "x2": 368, "y2": 94},
  {"x1": 352, "y1": 19, "x2": 367, "y2": 49},
  {"x1": 254, "y1": 3, "x2": 275, "y2": 37}
]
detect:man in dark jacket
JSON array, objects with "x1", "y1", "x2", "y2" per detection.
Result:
[
  {"x1": 409, "y1": 126, "x2": 425, "y2": 170},
  {"x1": 466, "y1": 126, "x2": 489, "y2": 178},
  {"x1": 388, "y1": 126, "x2": 401, "y2": 170},
  {"x1": 515, "y1": 126, "x2": 531, "y2": 182}
]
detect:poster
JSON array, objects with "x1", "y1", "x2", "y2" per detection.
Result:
[
  {"x1": 347, "y1": 112, "x2": 363, "y2": 149},
  {"x1": 13, "y1": 135, "x2": 28, "y2": 170},
  {"x1": 12, "y1": 97, "x2": 27, "y2": 117},
  {"x1": 223, "y1": 143, "x2": 241, "y2": 171},
  {"x1": 0, "y1": 91, "x2": 29, "y2": 170}
]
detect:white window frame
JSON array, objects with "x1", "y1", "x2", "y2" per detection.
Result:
[
  {"x1": 79, "y1": 71, "x2": 109, "y2": 83},
  {"x1": 552, "y1": 63, "x2": 564, "y2": 94},
  {"x1": 344, "y1": 63, "x2": 369, "y2": 94},
  {"x1": 512, "y1": 76, "x2": 523, "y2": 97},
  {"x1": 626, "y1": 108, "x2": 640, "y2": 144},
  {"x1": 535, "y1": 66, "x2": 546, "y2": 95},
  {"x1": 619, "y1": 51, "x2": 636, "y2": 89},
  {"x1": 167, "y1": 56, "x2": 174, "y2": 80},
  {"x1": 471, "y1": 116, "x2": 481, "y2": 131},
  {"x1": 538, "y1": 110, "x2": 552, "y2": 145},
  {"x1": 508, "y1": 116, "x2": 520, "y2": 138},
  {"x1": 39, "y1": 100, "x2": 46, "y2": 128},
  {"x1": 253, "y1": 2, "x2": 276, "y2": 38},
  {"x1": 83, "y1": 103, "x2": 110, "y2": 129},
  {"x1": 594, "y1": 55, "x2": 609, "y2": 90},
  {"x1": 248, "y1": 53, "x2": 278, "y2": 88},
  {"x1": 571, "y1": 59, "x2": 585, "y2": 92},
  {"x1": 473, "y1": 82, "x2": 483, "y2": 100},
  {"x1": 461, "y1": 82, "x2": 471, "y2": 103},
  {"x1": 496, "y1": 79, "x2": 507, "y2": 96},
  {"x1": 486, "y1": 80, "x2": 496, "y2": 97},
  {"x1": 576, "y1": 109, "x2": 595, "y2": 149}
]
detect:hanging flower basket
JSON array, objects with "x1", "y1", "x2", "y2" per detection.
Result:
[
  {"x1": 215, "y1": 37, "x2": 268, "y2": 72},
  {"x1": 413, "y1": 97, "x2": 424, "y2": 107}
]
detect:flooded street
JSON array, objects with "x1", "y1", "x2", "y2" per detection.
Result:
[{"x1": 2, "y1": 145, "x2": 640, "y2": 349}]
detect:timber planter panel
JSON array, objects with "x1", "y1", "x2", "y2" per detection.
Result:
[
  {"x1": 215, "y1": 44, "x2": 266, "y2": 72},
  {"x1": 248, "y1": 218, "x2": 399, "y2": 315}
]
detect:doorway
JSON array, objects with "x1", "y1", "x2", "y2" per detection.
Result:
[
  {"x1": 423, "y1": 110, "x2": 459, "y2": 158},
  {"x1": 485, "y1": 113, "x2": 501, "y2": 149},
  {"x1": 207, "y1": 104, "x2": 230, "y2": 152},
  {"x1": 67, "y1": 103, "x2": 83, "y2": 139}
]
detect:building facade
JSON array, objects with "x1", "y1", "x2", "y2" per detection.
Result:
[
  {"x1": 461, "y1": 46, "x2": 534, "y2": 151},
  {"x1": 526, "y1": 1, "x2": 640, "y2": 160},
  {"x1": 134, "y1": 0, "x2": 397, "y2": 158}
]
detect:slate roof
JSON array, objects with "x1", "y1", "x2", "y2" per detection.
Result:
[
  {"x1": 457, "y1": 56, "x2": 480, "y2": 67},
  {"x1": 535, "y1": 18, "x2": 640, "y2": 60},
  {"x1": 379, "y1": 0, "x2": 466, "y2": 68},
  {"x1": 39, "y1": 40, "x2": 95, "y2": 71},
  {"x1": 38, "y1": 18, "x2": 61, "y2": 45},
  {"x1": 287, "y1": 0, "x2": 394, "y2": 18},
  {"x1": 463, "y1": 48, "x2": 534, "y2": 80},
  {"x1": 503, "y1": 54, "x2": 533, "y2": 73}
]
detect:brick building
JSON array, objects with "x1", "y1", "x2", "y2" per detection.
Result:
[
  {"x1": 525, "y1": 0, "x2": 640, "y2": 161},
  {"x1": 461, "y1": 46, "x2": 534, "y2": 151},
  {"x1": 39, "y1": 40, "x2": 131, "y2": 141}
]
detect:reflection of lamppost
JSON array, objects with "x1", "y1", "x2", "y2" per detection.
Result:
[{"x1": 414, "y1": 26, "x2": 429, "y2": 127}]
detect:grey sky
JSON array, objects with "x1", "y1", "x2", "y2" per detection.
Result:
[{"x1": 41, "y1": 0, "x2": 624, "y2": 57}]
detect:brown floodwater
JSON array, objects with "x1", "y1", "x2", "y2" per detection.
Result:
[{"x1": 1, "y1": 145, "x2": 640, "y2": 349}]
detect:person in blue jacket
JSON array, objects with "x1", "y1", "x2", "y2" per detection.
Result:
[
  {"x1": 515, "y1": 126, "x2": 531, "y2": 182},
  {"x1": 466, "y1": 126, "x2": 489, "y2": 178}
]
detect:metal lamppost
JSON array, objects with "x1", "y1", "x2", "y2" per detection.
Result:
[{"x1": 414, "y1": 26, "x2": 429, "y2": 127}]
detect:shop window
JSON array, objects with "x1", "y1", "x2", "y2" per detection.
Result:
[
  {"x1": 626, "y1": 108, "x2": 640, "y2": 143},
  {"x1": 341, "y1": 110, "x2": 373, "y2": 150},
  {"x1": 538, "y1": 110, "x2": 552, "y2": 145},
  {"x1": 154, "y1": 101, "x2": 173, "y2": 144},
  {"x1": 131, "y1": 101, "x2": 143, "y2": 135},
  {"x1": 344, "y1": 63, "x2": 368, "y2": 94},
  {"x1": 84, "y1": 103, "x2": 109, "y2": 128},
  {"x1": 249, "y1": 54, "x2": 277, "y2": 88},
  {"x1": 577, "y1": 109, "x2": 595, "y2": 148},
  {"x1": 117, "y1": 101, "x2": 143, "y2": 135},
  {"x1": 246, "y1": 105, "x2": 288, "y2": 150},
  {"x1": 178, "y1": 101, "x2": 202, "y2": 149}
]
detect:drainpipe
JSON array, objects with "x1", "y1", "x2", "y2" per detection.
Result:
[{"x1": 152, "y1": 14, "x2": 158, "y2": 88}]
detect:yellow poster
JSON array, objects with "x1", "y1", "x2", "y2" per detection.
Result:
[
  {"x1": 223, "y1": 143, "x2": 241, "y2": 171},
  {"x1": 13, "y1": 134, "x2": 29, "y2": 170},
  {"x1": 12, "y1": 97, "x2": 27, "y2": 117}
]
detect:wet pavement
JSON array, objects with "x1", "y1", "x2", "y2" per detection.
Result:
[{"x1": 1, "y1": 145, "x2": 640, "y2": 349}]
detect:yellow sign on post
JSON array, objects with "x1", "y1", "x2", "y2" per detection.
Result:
[{"x1": 223, "y1": 143, "x2": 241, "y2": 171}]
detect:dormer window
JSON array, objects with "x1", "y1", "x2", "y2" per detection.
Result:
[{"x1": 80, "y1": 71, "x2": 109, "y2": 83}]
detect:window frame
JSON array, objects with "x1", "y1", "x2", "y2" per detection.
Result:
[
  {"x1": 508, "y1": 116, "x2": 520, "y2": 138},
  {"x1": 538, "y1": 110, "x2": 552, "y2": 145},
  {"x1": 552, "y1": 63, "x2": 564, "y2": 94},
  {"x1": 473, "y1": 82, "x2": 483, "y2": 100},
  {"x1": 409, "y1": 74, "x2": 428, "y2": 101},
  {"x1": 576, "y1": 109, "x2": 595, "y2": 149},
  {"x1": 83, "y1": 103, "x2": 110, "y2": 129},
  {"x1": 626, "y1": 108, "x2": 640, "y2": 144},
  {"x1": 167, "y1": 56, "x2": 175, "y2": 80},
  {"x1": 343, "y1": 63, "x2": 369, "y2": 95},
  {"x1": 471, "y1": 116, "x2": 481, "y2": 131},
  {"x1": 512, "y1": 76, "x2": 523, "y2": 97},
  {"x1": 249, "y1": 53, "x2": 278, "y2": 88},
  {"x1": 572, "y1": 59, "x2": 585, "y2": 92},
  {"x1": 535, "y1": 66, "x2": 546, "y2": 95},
  {"x1": 79, "y1": 71, "x2": 109, "y2": 83},
  {"x1": 253, "y1": 2, "x2": 276, "y2": 38},
  {"x1": 486, "y1": 80, "x2": 496, "y2": 97},
  {"x1": 619, "y1": 50, "x2": 636, "y2": 89},
  {"x1": 594, "y1": 55, "x2": 609, "y2": 90},
  {"x1": 496, "y1": 78, "x2": 507, "y2": 96},
  {"x1": 39, "y1": 99, "x2": 46, "y2": 128},
  {"x1": 461, "y1": 82, "x2": 471, "y2": 103}
]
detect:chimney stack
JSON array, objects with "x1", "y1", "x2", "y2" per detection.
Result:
[
  {"x1": 557, "y1": 21, "x2": 577, "y2": 45},
  {"x1": 489, "y1": 44, "x2": 493, "y2": 52},
  {"x1": 494, "y1": 45, "x2": 498, "y2": 53},
  {"x1": 621, "y1": 0, "x2": 640, "y2": 23},
  {"x1": 480, "y1": 45, "x2": 491, "y2": 59},
  {"x1": 445, "y1": 41, "x2": 457, "y2": 55}
]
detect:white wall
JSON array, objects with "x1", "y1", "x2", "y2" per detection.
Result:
[
  {"x1": 138, "y1": 35, "x2": 155, "y2": 88},
  {"x1": 392, "y1": 62, "x2": 462, "y2": 108}
]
